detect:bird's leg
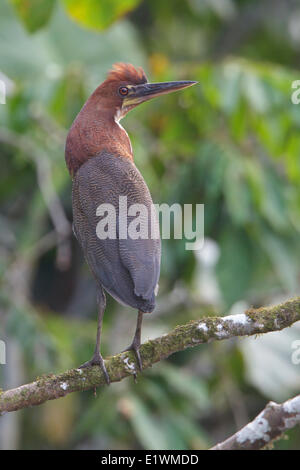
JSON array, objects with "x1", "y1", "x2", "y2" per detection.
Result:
[
  {"x1": 79, "y1": 287, "x2": 110, "y2": 385},
  {"x1": 122, "y1": 310, "x2": 143, "y2": 372}
]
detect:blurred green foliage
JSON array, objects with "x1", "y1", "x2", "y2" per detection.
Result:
[
  {"x1": 10, "y1": 0, "x2": 55, "y2": 33},
  {"x1": 0, "y1": 0, "x2": 300, "y2": 450}
]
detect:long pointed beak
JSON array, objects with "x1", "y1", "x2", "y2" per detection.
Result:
[{"x1": 123, "y1": 80, "x2": 197, "y2": 106}]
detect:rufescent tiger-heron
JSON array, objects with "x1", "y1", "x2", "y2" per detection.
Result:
[{"x1": 65, "y1": 63, "x2": 197, "y2": 384}]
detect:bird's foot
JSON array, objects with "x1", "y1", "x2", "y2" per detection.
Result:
[
  {"x1": 79, "y1": 353, "x2": 110, "y2": 385},
  {"x1": 122, "y1": 341, "x2": 143, "y2": 373}
]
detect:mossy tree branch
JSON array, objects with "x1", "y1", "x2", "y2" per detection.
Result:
[{"x1": 1, "y1": 297, "x2": 300, "y2": 414}]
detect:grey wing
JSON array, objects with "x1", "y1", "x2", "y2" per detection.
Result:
[{"x1": 72, "y1": 152, "x2": 161, "y2": 312}]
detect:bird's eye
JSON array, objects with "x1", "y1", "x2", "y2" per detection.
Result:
[{"x1": 119, "y1": 87, "x2": 129, "y2": 96}]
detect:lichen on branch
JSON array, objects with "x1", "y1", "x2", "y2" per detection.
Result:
[{"x1": 211, "y1": 394, "x2": 300, "y2": 450}]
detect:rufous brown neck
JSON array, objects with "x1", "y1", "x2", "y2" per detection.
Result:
[{"x1": 65, "y1": 102, "x2": 133, "y2": 178}]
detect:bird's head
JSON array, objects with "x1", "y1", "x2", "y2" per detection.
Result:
[
  {"x1": 93, "y1": 62, "x2": 197, "y2": 121},
  {"x1": 65, "y1": 63, "x2": 197, "y2": 176}
]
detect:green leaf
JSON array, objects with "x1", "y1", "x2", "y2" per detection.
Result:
[
  {"x1": 223, "y1": 154, "x2": 253, "y2": 225},
  {"x1": 241, "y1": 325, "x2": 300, "y2": 401},
  {"x1": 259, "y1": 230, "x2": 299, "y2": 292},
  {"x1": 128, "y1": 396, "x2": 168, "y2": 449},
  {"x1": 260, "y1": 170, "x2": 288, "y2": 231},
  {"x1": 10, "y1": 0, "x2": 56, "y2": 33},
  {"x1": 160, "y1": 364, "x2": 210, "y2": 410},
  {"x1": 221, "y1": 62, "x2": 242, "y2": 114},
  {"x1": 216, "y1": 228, "x2": 254, "y2": 307},
  {"x1": 61, "y1": 0, "x2": 141, "y2": 31},
  {"x1": 242, "y1": 72, "x2": 269, "y2": 113}
]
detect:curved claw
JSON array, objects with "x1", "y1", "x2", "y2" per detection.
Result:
[
  {"x1": 79, "y1": 353, "x2": 110, "y2": 385},
  {"x1": 122, "y1": 343, "x2": 143, "y2": 372}
]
